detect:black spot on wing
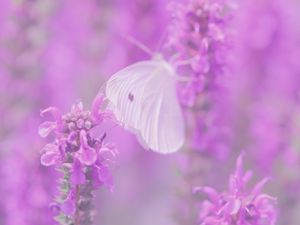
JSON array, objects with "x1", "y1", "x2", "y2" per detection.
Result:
[{"x1": 128, "y1": 93, "x2": 134, "y2": 102}]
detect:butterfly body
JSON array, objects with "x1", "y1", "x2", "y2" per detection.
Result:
[{"x1": 106, "y1": 55, "x2": 185, "y2": 154}]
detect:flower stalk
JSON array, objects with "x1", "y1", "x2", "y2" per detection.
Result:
[{"x1": 39, "y1": 94, "x2": 117, "y2": 225}]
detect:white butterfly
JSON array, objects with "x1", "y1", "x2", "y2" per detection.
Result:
[{"x1": 105, "y1": 53, "x2": 185, "y2": 154}]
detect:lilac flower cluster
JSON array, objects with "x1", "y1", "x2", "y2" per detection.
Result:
[
  {"x1": 166, "y1": 0, "x2": 233, "y2": 158},
  {"x1": 167, "y1": 0, "x2": 231, "y2": 106},
  {"x1": 39, "y1": 94, "x2": 117, "y2": 225},
  {"x1": 196, "y1": 154, "x2": 277, "y2": 225}
]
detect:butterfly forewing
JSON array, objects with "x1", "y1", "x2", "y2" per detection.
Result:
[{"x1": 106, "y1": 59, "x2": 184, "y2": 153}]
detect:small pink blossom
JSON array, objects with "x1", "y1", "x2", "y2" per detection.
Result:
[{"x1": 196, "y1": 154, "x2": 277, "y2": 225}]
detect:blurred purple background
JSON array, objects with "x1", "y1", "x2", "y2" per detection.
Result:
[{"x1": 1, "y1": 0, "x2": 300, "y2": 225}]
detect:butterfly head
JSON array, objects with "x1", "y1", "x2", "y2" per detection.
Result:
[
  {"x1": 152, "y1": 53, "x2": 164, "y2": 61},
  {"x1": 152, "y1": 53, "x2": 176, "y2": 76}
]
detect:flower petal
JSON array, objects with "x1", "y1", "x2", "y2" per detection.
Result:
[
  {"x1": 202, "y1": 216, "x2": 222, "y2": 225},
  {"x1": 40, "y1": 144, "x2": 61, "y2": 166},
  {"x1": 38, "y1": 121, "x2": 57, "y2": 137},
  {"x1": 254, "y1": 194, "x2": 277, "y2": 206},
  {"x1": 71, "y1": 160, "x2": 86, "y2": 185},
  {"x1": 99, "y1": 143, "x2": 118, "y2": 166},
  {"x1": 71, "y1": 101, "x2": 83, "y2": 115},
  {"x1": 76, "y1": 130, "x2": 98, "y2": 165},
  {"x1": 251, "y1": 177, "x2": 270, "y2": 197},
  {"x1": 77, "y1": 146, "x2": 97, "y2": 166},
  {"x1": 199, "y1": 200, "x2": 215, "y2": 219},
  {"x1": 61, "y1": 191, "x2": 75, "y2": 216},
  {"x1": 40, "y1": 107, "x2": 63, "y2": 128},
  {"x1": 197, "y1": 186, "x2": 220, "y2": 205},
  {"x1": 96, "y1": 165, "x2": 114, "y2": 191},
  {"x1": 228, "y1": 199, "x2": 242, "y2": 215},
  {"x1": 235, "y1": 152, "x2": 245, "y2": 178},
  {"x1": 40, "y1": 151, "x2": 61, "y2": 166},
  {"x1": 40, "y1": 143, "x2": 58, "y2": 154},
  {"x1": 49, "y1": 203, "x2": 60, "y2": 216},
  {"x1": 40, "y1": 106, "x2": 62, "y2": 119}
]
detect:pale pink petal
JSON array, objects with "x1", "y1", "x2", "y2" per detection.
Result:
[
  {"x1": 254, "y1": 194, "x2": 277, "y2": 206},
  {"x1": 251, "y1": 177, "x2": 270, "y2": 197},
  {"x1": 235, "y1": 152, "x2": 245, "y2": 178},
  {"x1": 40, "y1": 144, "x2": 61, "y2": 166},
  {"x1": 71, "y1": 102, "x2": 83, "y2": 115},
  {"x1": 227, "y1": 199, "x2": 242, "y2": 215},
  {"x1": 96, "y1": 165, "x2": 114, "y2": 191},
  {"x1": 61, "y1": 191, "x2": 75, "y2": 216},
  {"x1": 199, "y1": 200, "x2": 215, "y2": 219},
  {"x1": 40, "y1": 106, "x2": 61, "y2": 119},
  {"x1": 38, "y1": 121, "x2": 57, "y2": 137},
  {"x1": 200, "y1": 186, "x2": 220, "y2": 205},
  {"x1": 76, "y1": 146, "x2": 97, "y2": 166},
  {"x1": 40, "y1": 151, "x2": 61, "y2": 166},
  {"x1": 40, "y1": 143, "x2": 58, "y2": 154}
]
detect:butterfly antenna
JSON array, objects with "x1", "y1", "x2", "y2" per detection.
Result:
[
  {"x1": 177, "y1": 76, "x2": 195, "y2": 83},
  {"x1": 155, "y1": 30, "x2": 168, "y2": 53},
  {"x1": 95, "y1": 83, "x2": 107, "y2": 99},
  {"x1": 105, "y1": 123, "x2": 120, "y2": 134},
  {"x1": 175, "y1": 57, "x2": 196, "y2": 67},
  {"x1": 124, "y1": 35, "x2": 153, "y2": 56},
  {"x1": 170, "y1": 53, "x2": 182, "y2": 63}
]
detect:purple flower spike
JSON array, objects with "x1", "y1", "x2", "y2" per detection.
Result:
[
  {"x1": 167, "y1": 0, "x2": 232, "y2": 106},
  {"x1": 197, "y1": 153, "x2": 277, "y2": 225},
  {"x1": 39, "y1": 96, "x2": 117, "y2": 224}
]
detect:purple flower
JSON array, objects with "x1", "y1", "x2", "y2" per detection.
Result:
[
  {"x1": 166, "y1": 0, "x2": 233, "y2": 160},
  {"x1": 39, "y1": 94, "x2": 114, "y2": 168},
  {"x1": 38, "y1": 94, "x2": 117, "y2": 224},
  {"x1": 167, "y1": 0, "x2": 232, "y2": 107},
  {"x1": 196, "y1": 154, "x2": 277, "y2": 225}
]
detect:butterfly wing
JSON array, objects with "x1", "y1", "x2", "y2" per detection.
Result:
[
  {"x1": 106, "y1": 60, "x2": 185, "y2": 154},
  {"x1": 106, "y1": 61, "x2": 157, "y2": 130}
]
